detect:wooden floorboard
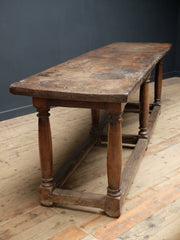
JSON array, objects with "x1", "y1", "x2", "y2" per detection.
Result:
[{"x1": 0, "y1": 77, "x2": 180, "y2": 240}]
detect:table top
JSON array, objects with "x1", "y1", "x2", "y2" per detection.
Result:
[{"x1": 10, "y1": 42, "x2": 171, "y2": 103}]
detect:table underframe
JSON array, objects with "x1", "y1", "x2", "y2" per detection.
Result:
[{"x1": 32, "y1": 59, "x2": 163, "y2": 218}]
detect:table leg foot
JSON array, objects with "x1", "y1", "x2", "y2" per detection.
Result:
[
  {"x1": 39, "y1": 184, "x2": 54, "y2": 206},
  {"x1": 105, "y1": 188, "x2": 121, "y2": 217}
]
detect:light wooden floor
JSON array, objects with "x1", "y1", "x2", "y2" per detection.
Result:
[{"x1": 0, "y1": 77, "x2": 180, "y2": 240}]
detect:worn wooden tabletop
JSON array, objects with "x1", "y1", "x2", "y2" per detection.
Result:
[{"x1": 10, "y1": 42, "x2": 171, "y2": 103}]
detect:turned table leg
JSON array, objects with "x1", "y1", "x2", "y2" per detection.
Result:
[
  {"x1": 154, "y1": 59, "x2": 163, "y2": 106},
  {"x1": 91, "y1": 109, "x2": 100, "y2": 143},
  {"x1": 139, "y1": 77, "x2": 150, "y2": 139},
  {"x1": 33, "y1": 98, "x2": 54, "y2": 206},
  {"x1": 105, "y1": 111, "x2": 122, "y2": 217},
  {"x1": 91, "y1": 109, "x2": 100, "y2": 128}
]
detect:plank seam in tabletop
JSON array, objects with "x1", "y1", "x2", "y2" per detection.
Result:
[{"x1": 9, "y1": 42, "x2": 171, "y2": 103}]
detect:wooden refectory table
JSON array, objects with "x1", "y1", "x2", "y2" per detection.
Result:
[{"x1": 10, "y1": 42, "x2": 171, "y2": 217}]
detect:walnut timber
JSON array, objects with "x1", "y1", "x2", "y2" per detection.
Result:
[{"x1": 10, "y1": 42, "x2": 171, "y2": 217}]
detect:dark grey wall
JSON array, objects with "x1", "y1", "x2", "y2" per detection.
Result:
[
  {"x1": 175, "y1": 2, "x2": 180, "y2": 72},
  {"x1": 0, "y1": 0, "x2": 179, "y2": 120}
]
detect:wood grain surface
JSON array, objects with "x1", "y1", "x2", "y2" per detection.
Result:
[{"x1": 10, "y1": 42, "x2": 171, "y2": 103}]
